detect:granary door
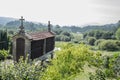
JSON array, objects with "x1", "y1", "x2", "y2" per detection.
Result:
[{"x1": 16, "y1": 38, "x2": 25, "y2": 61}]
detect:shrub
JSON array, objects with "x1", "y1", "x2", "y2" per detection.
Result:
[
  {"x1": 95, "y1": 39, "x2": 104, "y2": 46},
  {"x1": 115, "y1": 28, "x2": 120, "y2": 40},
  {"x1": 0, "y1": 50, "x2": 9, "y2": 60},
  {"x1": 72, "y1": 39, "x2": 79, "y2": 43},
  {"x1": 89, "y1": 69, "x2": 106, "y2": 80},
  {"x1": 55, "y1": 35, "x2": 71, "y2": 42},
  {"x1": 112, "y1": 56, "x2": 120, "y2": 77},
  {"x1": 115, "y1": 40, "x2": 120, "y2": 49},
  {"x1": 41, "y1": 43, "x2": 103, "y2": 80},
  {"x1": 105, "y1": 53, "x2": 120, "y2": 78},
  {"x1": 61, "y1": 35, "x2": 71, "y2": 42},
  {"x1": 98, "y1": 40, "x2": 119, "y2": 51},
  {"x1": 88, "y1": 37, "x2": 96, "y2": 46},
  {"x1": 0, "y1": 58, "x2": 42, "y2": 80}
]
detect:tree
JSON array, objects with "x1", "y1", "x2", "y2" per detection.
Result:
[
  {"x1": 61, "y1": 31, "x2": 71, "y2": 36},
  {"x1": 98, "y1": 40, "x2": 119, "y2": 51},
  {"x1": 94, "y1": 30, "x2": 103, "y2": 39},
  {"x1": 101, "y1": 32, "x2": 113, "y2": 39},
  {"x1": 0, "y1": 29, "x2": 9, "y2": 50},
  {"x1": 115, "y1": 28, "x2": 120, "y2": 40},
  {"x1": 88, "y1": 37, "x2": 96, "y2": 46}
]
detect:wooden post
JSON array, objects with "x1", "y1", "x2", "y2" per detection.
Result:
[
  {"x1": 51, "y1": 52, "x2": 53, "y2": 59},
  {"x1": 43, "y1": 39, "x2": 46, "y2": 54}
]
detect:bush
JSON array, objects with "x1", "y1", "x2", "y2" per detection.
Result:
[
  {"x1": 61, "y1": 35, "x2": 71, "y2": 42},
  {"x1": 41, "y1": 43, "x2": 103, "y2": 80},
  {"x1": 115, "y1": 28, "x2": 120, "y2": 40},
  {"x1": 72, "y1": 39, "x2": 79, "y2": 43},
  {"x1": 95, "y1": 39, "x2": 104, "y2": 46},
  {"x1": 89, "y1": 69, "x2": 106, "y2": 80},
  {"x1": 0, "y1": 58, "x2": 42, "y2": 80},
  {"x1": 112, "y1": 56, "x2": 120, "y2": 77},
  {"x1": 115, "y1": 40, "x2": 120, "y2": 49},
  {"x1": 104, "y1": 53, "x2": 120, "y2": 78},
  {"x1": 0, "y1": 50, "x2": 9, "y2": 60},
  {"x1": 88, "y1": 37, "x2": 96, "y2": 46},
  {"x1": 55, "y1": 35, "x2": 71, "y2": 42},
  {"x1": 98, "y1": 40, "x2": 119, "y2": 51}
]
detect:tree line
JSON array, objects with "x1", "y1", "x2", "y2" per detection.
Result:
[{"x1": 0, "y1": 19, "x2": 120, "y2": 34}]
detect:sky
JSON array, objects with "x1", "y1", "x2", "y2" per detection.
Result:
[{"x1": 0, "y1": 0, "x2": 120, "y2": 26}]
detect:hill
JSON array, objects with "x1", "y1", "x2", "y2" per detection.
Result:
[
  {"x1": 0, "y1": 17, "x2": 16, "y2": 25},
  {"x1": 5, "y1": 20, "x2": 47, "y2": 31},
  {"x1": 0, "y1": 16, "x2": 120, "y2": 33}
]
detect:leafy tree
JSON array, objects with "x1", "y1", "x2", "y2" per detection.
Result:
[
  {"x1": 0, "y1": 29, "x2": 9, "y2": 50},
  {"x1": 61, "y1": 31, "x2": 71, "y2": 36},
  {"x1": 98, "y1": 40, "x2": 119, "y2": 51},
  {"x1": 84, "y1": 30, "x2": 114, "y2": 40},
  {"x1": 41, "y1": 43, "x2": 104, "y2": 80},
  {"x1": 103, "y1": 53, "x2": 120, "y2": 78},
  {"x1": 94, "y1": 30, "x2": 103, "y2": 39},
  {"x1": 88, "y1": 37, "x2": 96, "y2": 46},
  {"x1": 0, "y1": 50, "x2": 8, "y2": 60},
  {"x1": 54, "y1": 28, "x2": 72, "y2": 42},
  {"x1": 60, "y1": 35, "x2": 71, "y2": 42},
  {"x1": 101, "y1": 32, "x2": 113, "y2": 39},
  {"x1": 83, "y1": 33, "x2": 87, "y2": 39},
  {"x1": 115, "y1": 28, "x2": 120, "y2": 40},
  {"x1": 95, "y1": 39, "x2": 104, "y2": 46}
]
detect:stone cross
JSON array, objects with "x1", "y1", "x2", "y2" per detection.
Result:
[{"x1": 19, "y1": 16, "x2": 25, "y2": 33}]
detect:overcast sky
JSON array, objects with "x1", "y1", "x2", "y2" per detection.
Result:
[{"x1": 0, "y1": 0, "x2": 120, "y2": 26}]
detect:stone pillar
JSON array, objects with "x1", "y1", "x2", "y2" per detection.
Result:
[
  {"x1": 12, "y1": 39, "x2": 16, "y2": 61},
  {"x1": 25, "y1": 39, "x2": 31, "y2": 61}
]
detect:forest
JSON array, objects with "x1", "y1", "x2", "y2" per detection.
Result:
[{"x1": 0, "y1": 17, "x2": 120, "y2": 80}]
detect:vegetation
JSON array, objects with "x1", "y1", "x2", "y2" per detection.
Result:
[
  {"x1": 0, "y1": 50, "x2": 9, "y2": 60},
  {"x1": 98, "y1": 40, "x2": 120, "y2": 51},
  {"x1": 0, "y1": 29, "x2": 10, "y2": 50},
  {"x1": 41, "y1": 43, "x2": 92, "y2": 80},
  {"x1": 88, "y1": 37, "x2": 96, "y2": 45},
  {"x1": 1, "y1": 17, "x2": 120, "y2": 80},
  {"x1": 0, "y1": 17, "x2": 120, "y2": 34},
  {"x1": 0, "y1": 42, "x2": 120, "y2": 80},
  {"x1": 54, "y1": 27, "x2": 73, "y2": 42},
  {"x1": 83, "y1": 30, "x2": 114, "y2": 40},
  {"x1": 115, "y1": 28, "x2": 120, "y2": 40},
  {"x1": 0, "y1": 58, "x2": 42, "y2": 80}
]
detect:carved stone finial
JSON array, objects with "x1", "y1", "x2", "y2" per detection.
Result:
[
  {"x1": 48, "y1": 21, "x2": 51, "y2": 32},
  {"x1": 19, "y1": 16, "x2": 25, "y2": 33}
]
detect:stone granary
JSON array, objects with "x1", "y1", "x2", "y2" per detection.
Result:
[{"x1": 12, "y1": 16, "x2": 55, "y2": 61}]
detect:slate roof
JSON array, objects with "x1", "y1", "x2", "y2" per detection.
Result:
[{"x1": 28, "y1": 31, "x2": 54, "y2": 40}]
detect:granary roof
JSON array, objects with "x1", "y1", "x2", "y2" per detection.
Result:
[
  {"x1": 13, "y1": 17, "x2": 54, "y2": 41},
  {"x1": 28, "y1": 31, "x2": 54, "y2": 41}
]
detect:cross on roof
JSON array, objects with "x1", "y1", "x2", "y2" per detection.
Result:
[{"x1": 19, "y1": 16, "x2": 25, "y2": 33}]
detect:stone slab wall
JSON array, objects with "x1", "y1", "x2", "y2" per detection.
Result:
[{"x1": 12, "y1": 33, "x2": 31, "y2": 61}]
